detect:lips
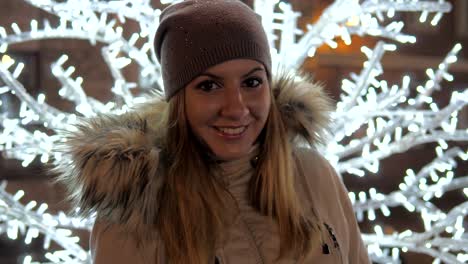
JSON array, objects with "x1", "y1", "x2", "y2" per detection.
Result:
[{"x1": 214, "y1": 125, "x2": 248, "y2": 137}]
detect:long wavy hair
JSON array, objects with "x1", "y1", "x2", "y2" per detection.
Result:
[{"x1": 156, "y1": 83, "x2": 320, "y2": 263}]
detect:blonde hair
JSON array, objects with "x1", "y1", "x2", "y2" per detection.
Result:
[
  {"x1": 157, "y1": 91, "x2": 230, "y2": 263},
  {"x1": 252, "y1": 95, "x2": 320, "y2": 260},
  {"x1": 156, "y1": 87, "x2": 320, "y2": 263}
]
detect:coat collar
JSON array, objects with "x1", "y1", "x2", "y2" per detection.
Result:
[{"x1": 53, "y1": 69, "x2": 332, "y2": 238}]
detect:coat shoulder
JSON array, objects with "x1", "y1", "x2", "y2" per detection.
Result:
[
  {"x1": 293, "y1": 146, "x2": 346, "y2": 214},
  {"x1": 293, "y1": 147, "x2": 371, "y2": 263}
]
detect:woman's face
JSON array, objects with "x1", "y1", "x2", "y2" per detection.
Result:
[{"x1": 184, "y1": 59, "x2": 271, "y2": 161}]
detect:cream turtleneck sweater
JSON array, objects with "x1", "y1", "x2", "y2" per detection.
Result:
[{"x1": 216, "y1": 145, "x2": 277, "y2": 263}]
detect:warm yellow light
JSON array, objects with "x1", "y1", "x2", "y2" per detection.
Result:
[
  {"x1": 1, "y1": 54, "x2": 14, "y2": 65},
  {"x1": 346, "y1": 16, "x2": 360, "y2": 27}
]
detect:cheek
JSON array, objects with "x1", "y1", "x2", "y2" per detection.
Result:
[
  {"x1": 184, "y1": 93, "x2": 203, "y2": 133},
  {"x1": 185, "y1": 103, "x2": 205, "y2": 130},
  {"x1": 185, "y1": 95, "x2": 218, "y2": 131},
  {"x1": 253, "y1": 87, "x2": 271, "y2": 121},
  {"x1": 185, "y1": 106, "x2": 209, "y2": 145}
]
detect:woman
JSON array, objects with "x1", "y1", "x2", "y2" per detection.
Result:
[{"x1": 55, "y1": 0, "x2": 370, "y2": 263}]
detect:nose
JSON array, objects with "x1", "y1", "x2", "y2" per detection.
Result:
[{"x1": 220, "y1": 86, "x2": 249, "y2": 120}]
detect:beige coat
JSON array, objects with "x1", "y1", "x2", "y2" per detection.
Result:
[{"x1": 54, "y1": 71, "x2": 370, "y2": 263}]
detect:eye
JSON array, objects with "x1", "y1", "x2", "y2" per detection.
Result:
[
  {"x1": 243, "y1": 77, "x2": 263, "y2": 88},
  {"x1": 196, "y1": 80, "x2": 220, "y2": 92}
]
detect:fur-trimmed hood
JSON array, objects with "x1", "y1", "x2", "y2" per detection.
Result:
[{"x1": 53, "y1": 70, "x2": 333, "y2": 238}]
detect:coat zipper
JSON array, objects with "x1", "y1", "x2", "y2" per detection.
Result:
[
  {"x1": 238, "y1": 213, "x2": 265, "y2": 264},
  {"x1": 323, "y1": 222, "x2": 344, "y2": 264},
  {"x1": 224, "y1": 187, "x2": 265, "y2": 264}
]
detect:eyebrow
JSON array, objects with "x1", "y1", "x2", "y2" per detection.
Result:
[{"x1": 199, "y1": 67, "x2": 265, "y2": 80}]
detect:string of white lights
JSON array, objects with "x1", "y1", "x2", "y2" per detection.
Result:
[
  {"x1": 0, "y1": 15, "x2": 160, "y2": 91},
  {"x1": 266, "y1": 0, "x2": 453, "y2": 69},
  {"x1": 328, "y1": 42, "x2": 467, "y2": 174},
  {"x1": 23, "y1": 0, "x2": 159, "y2": 24},
  {"x1": 51, "y1": 54, "x2": 113, "y2": 117},
  {"x1": 353, "y1": 147, "x2": 466, "y2": 212},
  {"x1": 0, "y1": 182, "x2": 89, "y2": 263},
  {"x1": 363, "y1": 201, "x2": 468, "y2": 263},
  {"x1": 101, "y1": 47, "x2": 137, "y2": 107},
  {"x1": 0, "y1": 61, "x2": 68, "y2": 126}
]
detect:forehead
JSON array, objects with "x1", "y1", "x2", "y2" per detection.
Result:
[{"x1": 203, "y1": 59, "x2": 266, "y2": 76}]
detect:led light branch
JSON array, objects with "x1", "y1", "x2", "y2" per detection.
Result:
[
  {"x1": 101, "y1": 46, "x2": 140, "y2": 108},
  {"x1": 264, "y1": 0, "x2": 452, "y2": 68},
  {"x1": 0, "y1": 17, "x2": 159, "y2": 88},
  {"x1": 23, "y1": 0, "x2": 159, "y2": 25},
  {"x1": 0, "y1": 182, "x2": 89, "y2": 263},
  {"x1": 363, "y1": 201, "x2": 468, "y2": 264},
  {"x1": 328, "y1": 42, "x2": 466, "y2": 174},
  {"x1": 0, "y1": 120, "x2": 59, "y2": 166},
  {"x1": 0, "y1": 60, "x2": 69, "y2": 128},
  {"x1": 353, "y1": 147, "x2": 466, "y2": 213},
  {"x1": 352, "y1": 147, "x2": 468, "y2": 262},
  {"x1": 51, "y1": 54, "x2": 111, "y2": 117}
]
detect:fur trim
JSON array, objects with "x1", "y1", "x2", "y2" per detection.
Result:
[
  {"x1": 52, "y1": 70, "x2": 332, "y2": 235},
  {"x1": 273, "y1": 69, "x2": 333, "y2": 145},
  {"x1": 53, "y1": 100, "x2": 168, "y2": 239}
]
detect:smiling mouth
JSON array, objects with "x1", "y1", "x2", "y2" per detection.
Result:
[{"x1": 214, "y1": 126, "x2": 248, "y2": 136}]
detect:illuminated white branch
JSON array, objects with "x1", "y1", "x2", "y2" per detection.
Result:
[
  {"x1": 0, "y1": 182, "x2": 89, "y2": 262},
  {"x1": 101, "y1": 47, "x2": 141, "y2": 108},
  {"x1": 51, "y1": 54, "x2": 123, "y2": 118},
  {"x1": 340, "y1": 42, "x2": 392, "y2": 112},
  {"x1": 415, "y1": 43, "x2": 463, "y2": 105},
  {"x1": 0, "y1": 19, "x2": 159, "y2": 89},
  {"x1": 361, "y1": 1, "x2": 452, "y2": 14},
  {"x1": 338, "y1": 129, "x2": 467, "y2": 174},
  {"x1": 327, "y1": 42, "x2": 466, "y2": 173},
  {"x1": 263, "y1": 0, "x2": 452, "y2": 68},
  {"x1": 0, "y1": 61, "x2": 68, "y2": 128},
  {"x1": 347, "y1": 24, "x2": 416, "y2": 44},
  {"x1": 0, "y1": 121, "x2": 59, "y2": 166},
  {"x1": 363, "y1": 201, "x2": 468, "y2": 264},
  {"x1": 353, "y1": 148, "x2": 466, "y2": 212},
  {"x1": 23, "y1": 0, "x2": 159, "y2": 24}
]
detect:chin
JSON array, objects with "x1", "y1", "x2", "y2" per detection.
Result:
[
  {"x1": 213, "y1": 147, "x2": 250, "y2": 161},
  {"x1": 215, "y1": 153, "x2": 243, "y2": 161}
]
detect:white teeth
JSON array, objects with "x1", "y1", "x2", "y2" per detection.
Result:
[{"x1": 217, "y1": 126, "x2": 246, "y2": 135}]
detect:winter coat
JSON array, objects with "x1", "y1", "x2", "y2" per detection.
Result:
[{"x1": 54, "y1": 71, "x2": 371, "y2": 264}]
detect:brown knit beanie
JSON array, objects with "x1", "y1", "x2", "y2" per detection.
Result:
[{"x1": 154, "y1": 0, "x2": 272, "y2": 100}]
